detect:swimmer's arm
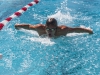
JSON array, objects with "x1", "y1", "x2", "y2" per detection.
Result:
[
  {"x1": 15, "y1": 24, "x2": 36, "y2": 30},
  {"x1": 67, "y1": 27, "x2": 93, "y2": 34}
]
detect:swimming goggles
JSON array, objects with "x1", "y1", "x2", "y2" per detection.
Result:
[{"x1": 46, "y1": 28, "x2": 57, "y2": 31}]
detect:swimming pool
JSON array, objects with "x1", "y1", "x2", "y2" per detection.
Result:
[{"x1": 0, "y1": 0, "x2": 100, "y2": 75}]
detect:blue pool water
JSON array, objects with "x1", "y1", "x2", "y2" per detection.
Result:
[{"x1": 0, "y1": 0, "x2": 100, "y2": 75}]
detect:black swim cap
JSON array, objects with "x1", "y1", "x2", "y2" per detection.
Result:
[{"x1": 46, "y1": 18, "x2": 57, "y2": 26}]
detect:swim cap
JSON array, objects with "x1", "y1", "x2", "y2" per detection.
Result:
[{"x1": 46, "y1": 18, "x2": 57, "y2": 26}]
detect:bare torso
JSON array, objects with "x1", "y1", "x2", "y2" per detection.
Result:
[{"x1": 34, "y1": 24, "x2": 69, "y2": 36}]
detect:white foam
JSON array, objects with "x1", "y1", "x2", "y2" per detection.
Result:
[
  {"x1": 20, "y1": 29, "x2": 39, "y2": 37},
  {"x1": 19, "y1": 29, "x2": 55, "y2": 45},
  {"x1": 67, "y1": 33, "x2": 87, "y2": 37},
  {"x1": 48, "y1": 11, "x2": 74, "y2": 24},
  {"x1": 27, "y1": 37, "x2": 55, "y2": 45}
]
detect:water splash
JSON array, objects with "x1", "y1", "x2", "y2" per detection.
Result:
[{"x1": 48, "y1": 11, "x2": 74, "y2": 25}]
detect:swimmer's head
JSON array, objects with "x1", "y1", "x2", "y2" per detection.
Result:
[
  {"x1": 45, "y1": 18, "x2": 57, "y2": 37},
  {"x1": 46, "y1": 18, "x2": 57, "y2": 26}
]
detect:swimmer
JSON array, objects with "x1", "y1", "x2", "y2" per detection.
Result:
[{"x1": 15, "y1": 18, "x2": 93, "y2": 37}]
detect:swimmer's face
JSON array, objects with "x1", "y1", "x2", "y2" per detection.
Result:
[{"x1": 45, "y1": 24, "x2": 57, "y2": 37}]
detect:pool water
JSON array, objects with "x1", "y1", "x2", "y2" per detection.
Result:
[{"x1": 0, "y1": 0, "x2": 100, "y2": 75}]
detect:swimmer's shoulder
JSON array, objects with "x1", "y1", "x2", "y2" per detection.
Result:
[
  {"x1": 32, "y1": 24, "x2": 45, "y2": 30},
  {"x1": 36, "y1": 24, "x2": 45, "y2": 28},
  {"x1": 36, "y1": 24, "x2": 45, "y2": 27},
  {"x1": 58, "y1": 25, "x2": 69, "y2": 29},
  {"x1": 30, "y1": 24, "x2": 45, "y2": 28}
]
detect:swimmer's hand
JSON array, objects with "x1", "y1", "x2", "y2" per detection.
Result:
[
  {"x1": 88, "y1": 29, "x2": 93, "y2": 34},
  {"x1": 15, "y1": 24, "x2": 21, "y2": 30}
]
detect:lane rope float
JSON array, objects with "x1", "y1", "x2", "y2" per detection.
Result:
[{"x1": 0, "y1": 0, "x2": 40, "y2": 30}]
